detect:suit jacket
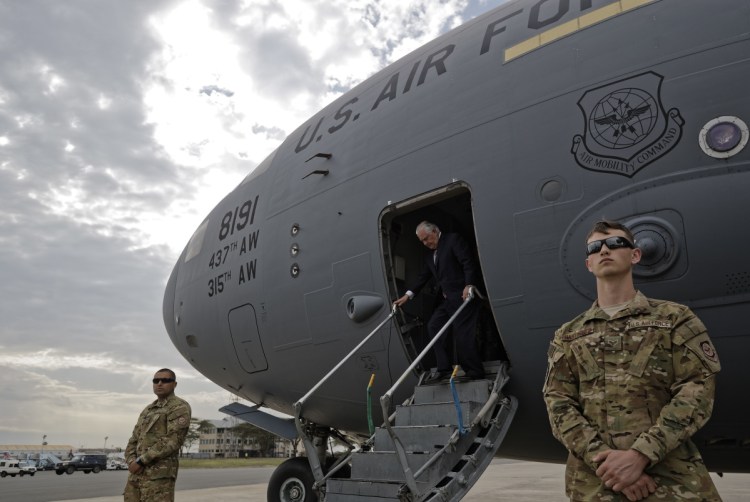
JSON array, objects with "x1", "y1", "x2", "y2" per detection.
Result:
[{"x1": 409, "y1": 232, "x2": 479, "y2": 300}]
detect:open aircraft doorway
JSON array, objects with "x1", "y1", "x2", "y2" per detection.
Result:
[{"x1": 379, "y1": 183, "x2": 509, "y2": 377}]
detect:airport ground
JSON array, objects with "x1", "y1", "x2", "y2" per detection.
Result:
[{"x1": 2, "y1": 459, "x2": 748, "y2": 502}]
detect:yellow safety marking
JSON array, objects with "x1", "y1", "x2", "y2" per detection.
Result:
[{"x1": 505, "y1": 0, "x2": 656, "y2": 62}]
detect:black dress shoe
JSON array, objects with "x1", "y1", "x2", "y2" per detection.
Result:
[{"x1": 424, "y1": 370, "x2": 451, "y2": 384}]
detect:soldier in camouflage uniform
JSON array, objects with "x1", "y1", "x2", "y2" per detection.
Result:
[
  {"x1": 124, "y1": 368, "x2": 191, "y2": 502},
  {"x1": 543, "y1": 221, "x2": 721, "y2": 501}
]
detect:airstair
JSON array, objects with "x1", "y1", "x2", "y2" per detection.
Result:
[{"x1": 294, "y1": 289, "x2": 517, "y2": 502}]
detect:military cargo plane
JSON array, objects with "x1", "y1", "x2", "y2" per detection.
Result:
[{"x1": 163, "y1": 0, "x2": 750, "y2": 500}]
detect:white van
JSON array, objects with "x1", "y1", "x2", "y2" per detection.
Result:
[{"x1": 0, "y1": 460, "x2": 21, "y2": 477}]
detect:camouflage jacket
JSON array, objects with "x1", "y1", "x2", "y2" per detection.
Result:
[
  {"x1": 125, "y1": 394, "x2": 191, "y2": 480},
  {"x1": 543, "y1": 292, "x2": 721, "y2": 501}
]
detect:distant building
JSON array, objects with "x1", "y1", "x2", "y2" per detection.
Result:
[
  {"x1": 197, "y1": 418, "x2": 299, "y2": 458},
  {"x1": 1, "y1": 444, "x2": 74, "y2": 460}
]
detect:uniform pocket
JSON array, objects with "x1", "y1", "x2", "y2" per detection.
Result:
[
  {"x1": 570, "y1": 341, "x2": 601, "y2": 381},
  {"x1": 145, "y1": 412, "x2": 167, "y2": 434},
  {"x1": 627, "y1": 330, "x2": 660, "y2": 377}
]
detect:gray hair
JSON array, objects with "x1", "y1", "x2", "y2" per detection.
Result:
[{"x1": 416, "y1": 221, "x2": 439, "y2": 235}]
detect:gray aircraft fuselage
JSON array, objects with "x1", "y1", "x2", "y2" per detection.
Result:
[{"x1": 164, "y1": 0, "x2": 750, "y2": 472}]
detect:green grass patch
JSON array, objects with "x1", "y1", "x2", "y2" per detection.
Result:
[{"x1": 180, "y1": 457, "x2": 288, "y2": 469}]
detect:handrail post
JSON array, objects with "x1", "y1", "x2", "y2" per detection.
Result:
[{"x1": 380, "y1": 393, "x2": 420, "y2": 497}]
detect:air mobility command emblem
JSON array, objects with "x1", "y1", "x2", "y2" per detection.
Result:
[{"x1": 571, "y1": 71, "x2": 684, "y2": 177}]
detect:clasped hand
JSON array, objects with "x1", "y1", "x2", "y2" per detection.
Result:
[{"x1": 594, "y1": 449, "x2": 657, "y2": 501}]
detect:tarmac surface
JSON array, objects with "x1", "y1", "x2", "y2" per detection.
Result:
[{"x1": 48, "y1": 459, "x2": 750, "y2": 502}]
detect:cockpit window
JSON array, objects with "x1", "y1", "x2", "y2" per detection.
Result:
[
  {"x1": 185, "y1": 219, "x2": 208, "y2": 263},
  {"x1": 240, "y1": 148, "x2": 277, "y2": 186}
]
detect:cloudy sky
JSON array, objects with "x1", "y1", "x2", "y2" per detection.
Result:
[{"x1": 0, "y1": 0, "x2": 507, "y2": 452}]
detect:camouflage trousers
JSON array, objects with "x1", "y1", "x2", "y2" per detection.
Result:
[{"x1": 123, "y1": 475, "x2": 176, "y2": 502}]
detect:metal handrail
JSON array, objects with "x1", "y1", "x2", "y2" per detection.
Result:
[
  {"x1": 294, "y1": 305, "x2": 397, "y2": 415},
  {"x1": 382, "y1": 286, "x2": 478, "y2": 404},
  {"x1": 293, "y1": 306, "x2": 397, "y2": 486},
  {"x1": 379, "y1": 286, "x2": 480, "y2": 498}
]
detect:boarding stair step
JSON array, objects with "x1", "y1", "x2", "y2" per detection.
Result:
[
  {"x1": 373, "y1": 425, "x2": 455, "y2": 452},
  {"x1": 325, "y1": 478, "x2": 421, "y2": 501},
  {"x1": 394, "y1": 400, "x2": 484, "y2": 427},
  {"x1": 413, "y1": 378, "x2": 491, "y2": 405},
  {"x1": 349, "y1": 450, "x2": 448, "y2": 485}
]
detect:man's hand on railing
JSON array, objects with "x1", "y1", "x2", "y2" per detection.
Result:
[
  {"x1": 393, "y1": 294, "x2": 410, "y2": 308},
  {"x1": 462, "y1": 285, "x2": 475, "y2": 301}
]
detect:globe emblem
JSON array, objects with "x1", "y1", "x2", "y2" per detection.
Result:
[{"x1": 588, "y1": 88, "x2": 658, "y2": 150}]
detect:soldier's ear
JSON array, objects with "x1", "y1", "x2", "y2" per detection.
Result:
[{"x1": 631, "y1": 247, "x2": 642, "y2": 265}]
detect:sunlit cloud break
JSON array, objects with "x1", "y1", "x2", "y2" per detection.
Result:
[{"x1": 0, "y1": 349, "x2": 199, "y2": 379}]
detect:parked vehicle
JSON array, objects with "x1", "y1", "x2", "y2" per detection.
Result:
[
  {"x1": 55, "y1": 454, "x2": 107, "y2": 475},
  {"x1": 18, "y1": 461, "x2": 36, "y2": 476},
  {"x1": 107, "y1": 459, "x2": 127, "y2": 470},
  {"x1": 36, "y1": 457, "x2": 57, "y2": 470},
  {"x1": 0, "y1": 460, "x2": 21, "y2": 477}
]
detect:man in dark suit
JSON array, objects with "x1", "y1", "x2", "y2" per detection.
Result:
[{"x1": 394, "y1": 221, "x2": 484, "y2": 381}]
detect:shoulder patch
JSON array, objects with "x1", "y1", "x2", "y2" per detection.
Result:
[
  {"x1": 178, "y1": 416, "x2": 188, "y2": 426},
  {"x1": 699, "y1": 340, "x2": 719, "y2": 363},
  {"x1": 684, "y1": 333, "x2": 721, "y2": 374}
]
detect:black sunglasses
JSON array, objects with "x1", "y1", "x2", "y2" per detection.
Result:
[
  {"x1": 586, "y1": 236, "x2": 635, "y2": 256},
  {"x1": 152, "y1": 378, "x2": 175, "y2": 384}
]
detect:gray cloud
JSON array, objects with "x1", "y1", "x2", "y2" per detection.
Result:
[
  {"x1": 200, "y1": 85, "x2": 235, "y2": 97},
  {"x1": 0, "y1": 0, "x2": 220, "y2": 447}
]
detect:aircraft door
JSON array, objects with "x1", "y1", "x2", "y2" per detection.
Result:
[
  {"x1": 228, "y1": 304, "x2": 269, "y2": 373},
  {"x1": 379, "y1": 185, "x2": 508, "y2": 369}
]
